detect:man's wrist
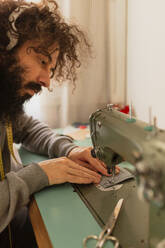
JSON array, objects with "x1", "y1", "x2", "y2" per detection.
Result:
[{"x1": 67, "y1": 146, "x2": 79, "y2": 157}]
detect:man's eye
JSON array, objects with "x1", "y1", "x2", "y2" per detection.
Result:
[
  {"x1": 38, "y1": 56, "x2": 47, "y2": 66},
  {"x1": 41, "y1": 59, "x2": 46, "y2": 65}
]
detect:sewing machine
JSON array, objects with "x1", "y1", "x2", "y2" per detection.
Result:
[{"x1": 74, "y1": 105, "x2": 165, "y2": 248}]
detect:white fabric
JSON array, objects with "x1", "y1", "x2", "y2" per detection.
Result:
[{"x1": 25, "y1": 0, "x2": 127, "y2": 128}]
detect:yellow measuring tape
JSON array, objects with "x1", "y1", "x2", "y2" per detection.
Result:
[
  {"x1": 0, "y1": 121, "x2": 21, "y2": 180},
  {"x1": 5, "y1": 121, "x2": 21, "y2": 166},
  {"x1": 0, "y1": 148, "x2": 5, "y2": 180},
  {"x1": 0, "y1": 121, "x2": 21, "y2": 248}
]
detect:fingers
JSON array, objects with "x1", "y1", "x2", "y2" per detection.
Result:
[
  {"x1": 39, "y1": 157, "x2": 101, "y2": 185},
  {"x1": 99, "y1": 160, "x2": 107, "y2": 169},
  {"x1": 83, "y1": 147, "x2": 109, "y2": 176},
  {"x1": 67, "y1": 175, "x2": 97, "y2": 184},
  {"x1": 67, "y1": 152, "x2": 101, "y2": 184},
  {"x1": 68, "y1": 146, "x2": 122, "y2": 177},
  {"x1": 86, "y1": 157, "x2": 110, "y2": 176},
  {"x1": 85, "y1": 148, "x2": 121, "y2": 176},
  {"x1": 67, "y1": 167, "x2": 100, "y2": 184},
  {"x1": 68, "y1": 159, "x2": 101, "y2": 180},
  {"x1": 115, "y1": 166, "x2": 120, "y2": 174},
  {"x1": 72, "y1": 159, "x2": 121, "y2": 179},
  {"x1": 73, "y1": 159, "x2": 98, "y2": 172},
  {"x1": 108, "y1": 165, "x2": 120, "y2": 176},
  {"x1": 68, "y1": 146, "x2": 107, "y2": 175}
]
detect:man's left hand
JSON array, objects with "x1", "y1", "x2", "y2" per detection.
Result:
[{"x1": 68, "y1": 146, "x2": 111, "y2": 176}]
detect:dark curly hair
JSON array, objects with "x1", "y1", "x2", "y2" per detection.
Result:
[{"x1": 0, "y1": 0, "x2": 91, "y2": 85}]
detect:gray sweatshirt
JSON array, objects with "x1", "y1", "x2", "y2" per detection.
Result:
[{"x1": 0, "y1": 113, "x2": 77, "y2": 232}]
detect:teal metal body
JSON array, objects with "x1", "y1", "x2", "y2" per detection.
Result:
[{"x1": 78, "y1": 106, "x2": 165, "y2": 247}]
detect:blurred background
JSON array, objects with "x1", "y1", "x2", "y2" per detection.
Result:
[
  {"x1": 25, "y1": 0, "x2": 165, "y2": 129},
  {"x1": 25, "y1": 0, "x2": 126, "y2": 128}
]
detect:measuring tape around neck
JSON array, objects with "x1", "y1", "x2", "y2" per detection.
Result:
[
  {"x1": 0, "y1": 121, "x2": 21, "y2": 248},
  {"x1": 5, "y1": 121, "x2": 21, "y2": 165},
  {"x1": 0, "y1": 121, "x2": 21, "y2": 180},
  {"x1": 0, "y1": 148, "x2": 5, "y2": 180}
]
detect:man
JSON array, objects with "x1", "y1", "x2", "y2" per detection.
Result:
[{"x1": 0, "y1": 0, "x2": 119, "y2": 247}]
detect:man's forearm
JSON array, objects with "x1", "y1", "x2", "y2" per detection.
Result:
[{"x1": 0, "y1": 163, "x2": 48, "y2": 232}]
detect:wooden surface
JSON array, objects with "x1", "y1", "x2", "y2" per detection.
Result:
[{"x1": 29, "y1": 199, "x2": 53, "y2": 248}]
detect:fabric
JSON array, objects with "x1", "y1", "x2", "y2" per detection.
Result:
[
  {"x1": 0, "y1": 113, "x2": 77, "y2": 233},
  {"x1": 99, "y1": 167, "x2": 134, "y2": 188}
]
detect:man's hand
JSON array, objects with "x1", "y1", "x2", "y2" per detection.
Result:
[
  {"x1": 68, "y1": 146, "x2": 117, "y2": 176},
  {"x1": 39, "y1": 157, "x2": 101, "y2": 185}
]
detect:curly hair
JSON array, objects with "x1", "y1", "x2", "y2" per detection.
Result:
[{"x1": 0, "y1": 0, "x2": 91, "y2": 85}]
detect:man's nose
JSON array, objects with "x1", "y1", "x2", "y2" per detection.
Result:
[{"x1": 37, "y1": 70, "x2": 50, "y2": 88}]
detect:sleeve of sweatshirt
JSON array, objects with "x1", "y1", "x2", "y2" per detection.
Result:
[
  {"x1": 0, "y1": 114, "x2": 78, "y2": 232},
  {"x1": 0, "y1": 163, "x2": 49, "y2": 232},
  {"x1": 13, "y1": 114, "x2": 77, "y2": 158}
]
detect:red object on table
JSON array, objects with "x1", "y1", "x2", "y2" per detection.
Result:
[
  {"x1": 120, "y1": 105, "x2": 129, "y2": 114},
  {"x1": 113, "y1": 104, "x2": 129, "y2": 114},
  {"x1": 79, "y1": 125, "x2": 87, "y2": 129}
]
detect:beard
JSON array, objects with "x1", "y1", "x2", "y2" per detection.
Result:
[{"x1": 0, "y1": 56, "x2": 42, "y2": 124}]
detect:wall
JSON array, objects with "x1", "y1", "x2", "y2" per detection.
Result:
[{"x1": 127, "y1": 0, "x2": 165, "y2": 128}]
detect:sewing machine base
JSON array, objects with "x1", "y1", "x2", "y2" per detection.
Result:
[{"x1": 73, "y1": 179, "x2": 165, "y2": 248}]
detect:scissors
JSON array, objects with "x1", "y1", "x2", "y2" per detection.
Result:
[{"x1": 83, "y1": 198, "x2": 124, "y2": 248}]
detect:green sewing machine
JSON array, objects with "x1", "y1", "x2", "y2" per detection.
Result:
[{"x1": 74, "y1": 105, "x2": 165, "y2": 248}]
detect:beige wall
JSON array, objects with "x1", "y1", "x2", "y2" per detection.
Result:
[{"x1": 127, "y1": 0, "x2": 165, "y2": 128}]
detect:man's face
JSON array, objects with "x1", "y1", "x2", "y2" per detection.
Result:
[
  {"x1": 16, "y1": 40, "x2": 60, "y2": 98},
  {"x1": 0, "y1": 40, "x2": 59, "y2": 123}
]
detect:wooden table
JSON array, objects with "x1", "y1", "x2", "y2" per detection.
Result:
[{"x1": 29, "y1": 199, "x2": 53, "y2": 248}]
